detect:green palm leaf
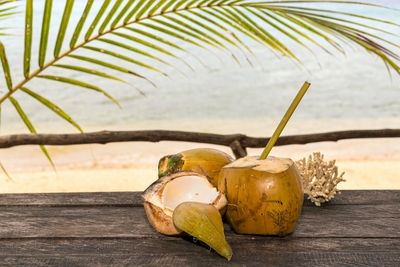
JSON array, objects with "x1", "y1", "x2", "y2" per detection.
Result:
[
  {"x1": 37, "y1": 75, "x2": 121, "y2": 107},
  {"x1": 98, "y1": 0, "x2": 123, "y2": 34},
  {"x1": 70, "y1": 0, "x2": 93, "y2": 48},
  {"x1": 2, "y1": 40, "x2": 56, "y2": 169},
  {"x1": 152, "y1": 17, "x2": 219, "y2": 49},
  {"x1": 147, "y1": 0, "x2": 167, "y2": 17},
  {"x1": 98, "y1": 37, "x2": 170, "y2": 65},
  {"x1": 111, "y1": 0, "x2": 135, "y2": 28},
  {"x1": 0, "y1": 41, "x2": 12, "y2": 89},
  {"x1": 81, "y1": 45, "x2": 168, "y2": 76},
  {"x1": 125, "y1": 26, "x2": 185, "y2": 52},
  {"x1": 134, "y1": 0, "x2": 156, "y2": 20},
  {"x1": 0, "y1": 0, "x2": 399, "y2": 168},
  {"x1": 23, "y1": 0, "x2": 32, "y2": 77},
  {"x1": 38, "y1": 0, "x2": 52, "y2": 67},
  {"x1": 20, "y1": 87, "x2": 83, "y2": 133},
  {"x1": 0, "y1": 0, "x2": 19, "y2": 36},
  {"x1": 111, "y1": 31, "x2": 179, "y2": 59},
  {"x1": 67, "y1": 54, "x2": 155, "y2": 88},
  {"x1": 53, "y1": 64, "x2": 128, "y2": 84},
  {"x1": 176, "y1": 12, "x2": 243, "y2": 51},
  {"x1": 84, "y1": 0, "x2": 110, "y2": 41},
  {"x1": 161, "y1": 0, "x2": 178, "y2": 13},
  {"x1": 124, "y1": 0, "x2": 147, "y2": 22},
  {"x1": 9, "y1": 96, "x2": 55, "y2": 169},
  {"x1": 137, "y1": 21, "x2": 205, "y2": 52},
  {"x1": 54, "y1": 0, "x2": 74, "y2": 57}
]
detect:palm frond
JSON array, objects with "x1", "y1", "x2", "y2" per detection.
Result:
[
  {"x1": 0, "y1": 0, "x2": 18, "y2": 36},
  {"x1": 111, "y1": 0, "x2": 135, "y2": 28},
  {"x1": 37, "y1": 74, "x2": 122, "y2": 106},
  {"x1": 0, "y1": 0, "x2": 399, "y2": 168},
  {"x1": 1, "y1": 41, "x2": 55, "y2": 167},
  {"x1": 53, "y1": 64, "x2": 128, "y2": 84},
  {"x1": 39, "y1": 0, "x2": 52, "y2": 67},
  {"x1": 0, "y1": 41, "x2": 12, "y2": 90},
  {"x1": 9, "y1": 96, "x2": 55, "y2": 169},
  {"x1": 20, "y1": 87, "x2": 83, "y2": 133},
  {"x1": 70, "y1": 0, "x2": 93, "y2": 48},
  {"x1": 23, "y1": 0, "x2": 32, "y2": 77},
  {"x1": 81, "y1": 45, "x2": 168, "y2": 76},
  {"x1": 84, "y1": 0, "x2": 111, "y2": 41},
  {"x1": 54, "y1": 0, "x2": 74, "y2": 58}
]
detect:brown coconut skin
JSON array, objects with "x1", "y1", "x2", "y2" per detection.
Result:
[{"x1": 218, "y1": 158, "x2": 303, "y2": 236}]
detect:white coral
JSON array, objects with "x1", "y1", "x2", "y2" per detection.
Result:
[{"x1": 296, "y1": 152, "x2": 345, "y2": 206}]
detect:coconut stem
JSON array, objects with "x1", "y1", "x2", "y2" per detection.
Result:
[{"x1": 259, "y1": 81, "x2": 311, "y2": 160}]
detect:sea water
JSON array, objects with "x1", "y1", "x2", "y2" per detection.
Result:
[{"x1": 0, "y1": 0, "x2": 399, "y2": 137}]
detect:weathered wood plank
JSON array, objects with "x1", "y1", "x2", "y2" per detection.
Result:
[
  {"x1": 0, "y1": 238, "x2": 399, "y2": 266},
  {"x1": 1, "y1": 204, "x2": 399, "y2": 239},
  {"x1": 0, "y1": 192, "x2": 142, "y2": 207},
  {"x1": 0, "y1": 191, "x2": 399, "y2": 265},
  {"x1": 1, "y1": 237, "x2": 398, "y2": 255},
  {"x1": 1, "y1": 253, "x2": 398, "y2": 267},
  {"x1": 0, "y1": 190, "x2": 399, "y2": 206}
]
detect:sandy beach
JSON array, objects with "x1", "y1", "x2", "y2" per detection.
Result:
[{"x1": 1, "y1": 138, "x2": 399, "y2": 193}]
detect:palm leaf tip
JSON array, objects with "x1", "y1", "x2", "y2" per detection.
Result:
[
  {"x1": 9, "y1": 96, "x2": 55, "y2": 169},
  {"x1": 21, "y1": 87, "x2": 83, "y2": 133},
  {"x1": 0, "y1": 161, "x2": 12, "y2": 181},
  {"x1": 37, "y1": 75, "x2": 121, "y2": 108},
  {"x1": 0, "y1": 0, "x2": 19, "y2": 36},
  {"x1": 81, "y1": 45, "x2": 168, "y2": 77}
]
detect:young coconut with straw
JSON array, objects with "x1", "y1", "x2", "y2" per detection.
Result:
[
  {"x1": 218, "y1": 82, "x2": 310, "y2": 236},
  {"x1": 143, "y1": 81, "x2": 315, "y2": 260}
]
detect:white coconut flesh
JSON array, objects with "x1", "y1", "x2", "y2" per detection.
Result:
[
  {"x1": 145, "y1": 174, "x2": 222, "y2": 218},
  {"x1": 162, "y1": 175, "x2": 219, "y2": 210},
  {"x1": 224, "y1": 156, "x2": 293, "y2": 173}
]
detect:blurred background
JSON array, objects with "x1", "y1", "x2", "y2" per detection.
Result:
[{"x1": 0, "y1": 0, "x2": 399, "y2": 193}]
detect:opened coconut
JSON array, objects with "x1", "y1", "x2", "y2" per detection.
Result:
[
  {"x1": 158, "y1": 148, "x2": 233, "y2": 187},
  {"x1": 218, "y1": 156, "x2": 303, "y2": 236},
  {"x1": 142, "y1": 171, "x2": 227, "y2": 235}
]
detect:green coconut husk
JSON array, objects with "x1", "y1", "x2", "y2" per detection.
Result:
[{"x1": 173, "y1": 201, "x2": 233, "y2": 261}]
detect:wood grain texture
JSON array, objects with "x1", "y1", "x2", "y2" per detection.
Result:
[
  {"x1": 0, "y1": 191, "x2": 143, "y2": 207},
  {"x1": 0, "y1": 205, "x2": 399, "y2": 238},
  {"x1": 1, "y1": 253, "x2": 398, "y2": 266},
  {"x1": 1, "y1": 190, "x2": 398, "y2": 206},
  {"x1": 0, "y1": 238, "x2": 399, "y2": 266},
  {"x1": 0, "y1": 190, "x2": 399, "y2": 266}
]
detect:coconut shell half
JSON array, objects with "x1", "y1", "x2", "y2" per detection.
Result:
[{"x1": 142, "y1": 171, "x2": 227, "y2": 235}]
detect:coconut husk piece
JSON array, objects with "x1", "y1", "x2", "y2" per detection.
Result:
[{"x1": 173, "y1": 202, "x2": 233, "y2": 261}]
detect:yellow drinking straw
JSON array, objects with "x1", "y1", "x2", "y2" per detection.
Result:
[{"x1": 259, "y1": 81, "x2": 311, "y2": 160}]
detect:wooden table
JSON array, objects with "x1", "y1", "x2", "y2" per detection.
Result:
[{"x1": 0, "y1": 190, "x2": 399, "y2": 266}]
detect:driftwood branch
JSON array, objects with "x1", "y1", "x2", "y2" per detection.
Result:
[
  {"x1": 0, "y1": 129, "x2": 399, "y2": 152},
  {"x1": 229, "y1": 140, "x2": 248, "y2": 158}
]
